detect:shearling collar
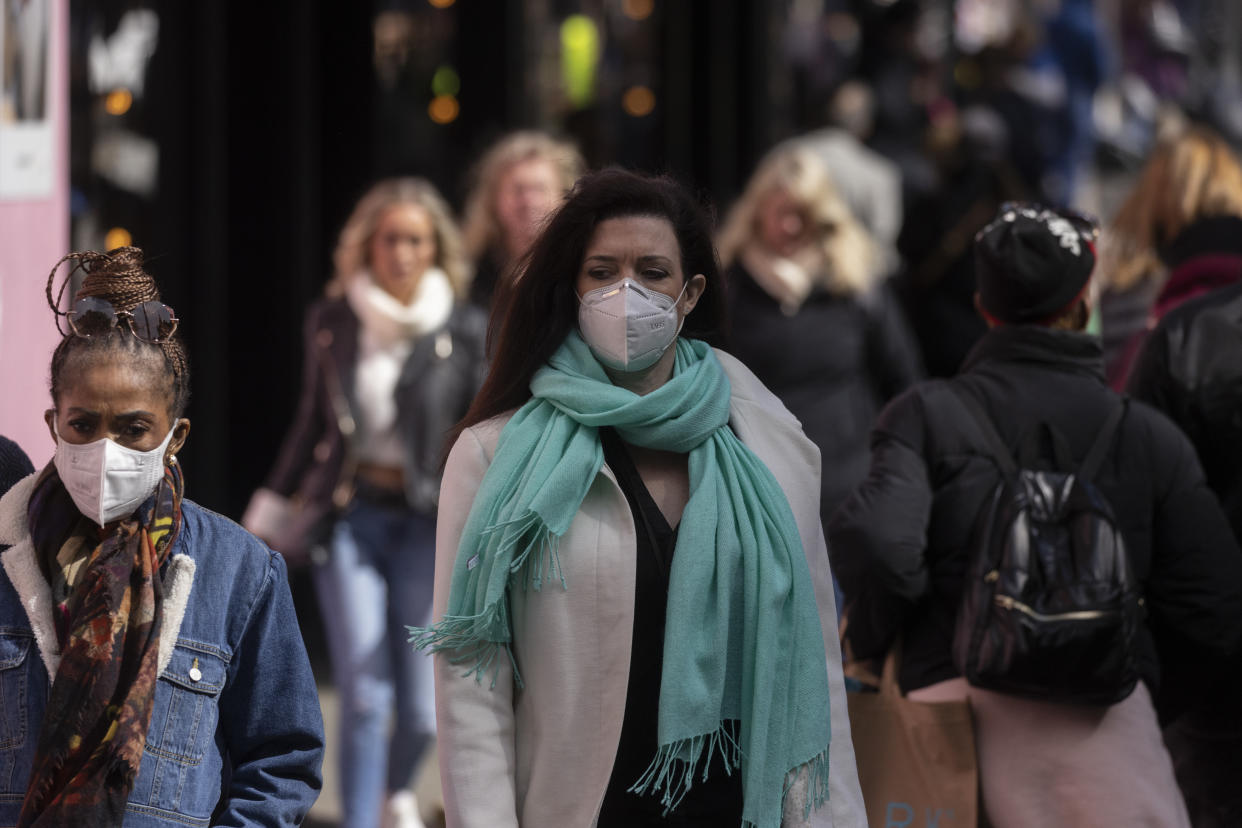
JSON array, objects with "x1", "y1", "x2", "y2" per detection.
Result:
[{"x1": 0, "y1": 471, "x2": 196, "y2": 678}]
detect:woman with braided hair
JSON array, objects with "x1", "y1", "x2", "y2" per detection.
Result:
[{"x1": 0, "y1": 247, "x2": 324, "y2": 826}]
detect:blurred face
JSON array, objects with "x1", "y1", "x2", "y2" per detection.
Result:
[
  {"x1": 369, "y1": 204, "x2": 438, "y2": 304},
  {"x1": 757, "y1": 187, "x2": 812, "y2": 258},
  {"x1": 495, "y1": 157, "x2": 562, "y2": 259},
  {"x1": 45, "y1": 355, "x2": 189, "y2": 458},
  {"x1": 576, "y1": 215, "x2": 705, "y2": 316}
]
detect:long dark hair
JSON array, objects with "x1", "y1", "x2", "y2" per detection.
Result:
[{"x1": 456, "y1": 168, "x2": 728, "y2": 436}]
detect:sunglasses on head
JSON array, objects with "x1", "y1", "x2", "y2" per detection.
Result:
[{"x1": 63, "y1": 296, "x2": 179, "y2": 343}]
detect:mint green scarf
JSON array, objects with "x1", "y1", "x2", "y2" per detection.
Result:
[{"x1": 411, "y1": 331, "x2": 830, "y2": 828}]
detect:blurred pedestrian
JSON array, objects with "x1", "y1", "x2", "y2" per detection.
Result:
[
  {"x1": 1100, "y1": 125, "x2": 1242, "y2": 387},
  {"x1": 1, "y1": 246, "x2": 323, "y2": 826},
  {"x1": 413, "y1": 169, "x2": 864, "y2": 827},
  {"x1": 719, "y1": 145, "x2": 922, "y2": 535},
  {"x1": 1128, "y1": 278, "x2": 1242, "y2": 827},
  {"x1": 830, "y1": 203, "x2": 1242, "y2": 827},
  {"x1": 244, "y1": 178, "x2": 486, "y2": 828},
  {"x1": 460, "y1": 130, "x2": 584, "y2": 310},
  {"x1": 777, "y1": 81, "x2": 904, "y2": 272}
]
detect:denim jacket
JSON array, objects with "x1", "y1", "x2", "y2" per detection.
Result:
[{"x1": 0, "y1": 473, "x2": 325, "y2": 827}]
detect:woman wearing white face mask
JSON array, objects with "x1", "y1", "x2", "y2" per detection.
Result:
[
  {"x1": 0, "y1": 247, "x2": 324, "y2": 826},
  {"x1": 411, "y1": 169, "x2": 864, "y2": 827}
]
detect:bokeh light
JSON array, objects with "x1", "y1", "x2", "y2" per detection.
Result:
[
  {"x1": 432, "y1": 65, "x2": 461, "y2": 98},
  {"x1": 561, "y1": 15, "x2": 600, "y2": 109},
  {"x1": 622, "y1": 85, "x2": 656, "y2": 117},
  {"x1": 622, "y1": 0, "x2": 654, "y2": 21},
  {"x1": 105, "y1": 89, "x2": 133, "y2": 116},
  {"x1": 105, "y1": 227, "x2": 133, "y2": 249},
  {"x1": 428, "y1": 95, "x2": 460, "y2": 124}
]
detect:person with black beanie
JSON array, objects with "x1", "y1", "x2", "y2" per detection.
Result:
[{"x1": 829, "y1": 203, "x2": 1242, "y2": 826}]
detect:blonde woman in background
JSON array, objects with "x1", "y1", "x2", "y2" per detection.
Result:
[
  {"x1": 245, "y1": 178, "x2": 487, "y2": 828},
  {"x1": 460, "y1": 130, "x2": 585, "y2": 309},
  {"x1": 719, "y1": 147, "x2": 922, "y2": 534},
  {"x1": 1100, "y1": 125, "x2": 1242, "y2": 387}
]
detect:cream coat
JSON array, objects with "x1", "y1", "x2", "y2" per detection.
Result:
[{"x1": 431, "y1": 349, "x2": 865, "y2": 827}]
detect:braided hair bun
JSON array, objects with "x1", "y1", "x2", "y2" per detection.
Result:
[{"x1": 47, "y1": 246, "x2": 191, "y2": 416}]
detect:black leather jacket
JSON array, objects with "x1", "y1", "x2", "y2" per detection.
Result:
[
  {"x1": 1128, "y1": 281, "x2": 1242, "y2": 543},
  {"x1": 265, "y1": 296, "x2": 488, "y2": 516}
]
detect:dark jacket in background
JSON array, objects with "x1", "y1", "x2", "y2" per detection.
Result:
[
  {"x1": 0, "y1": 435, "x2": 34, "y2": 498},
  {"x1": 265, "y1": 296, "x2": 488, "y2": 517},
  {"x1": 727, "y1": 265, "x2": 923, "y2": 522},
  {"x1": 828, "y1": 325, "x2": 1242, "y2": 704},
  {"x1": 1128, "y1": 280, "x2": 1242, "y2": 543},
  {"x1": 1127, "y1": 279, "x2": 1242, "y2": 828}
]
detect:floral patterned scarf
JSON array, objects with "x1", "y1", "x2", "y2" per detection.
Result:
[{"x1": 19, "y1": 461, "x2": 184, "y2": 827}]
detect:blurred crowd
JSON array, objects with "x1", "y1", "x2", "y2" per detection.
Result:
[{"x1": 4, "y1": 1, "x2": 1242, "y2": 827}]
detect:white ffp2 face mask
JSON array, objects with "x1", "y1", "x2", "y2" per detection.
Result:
[
  {"x1": 577, "y1": 278, "x2": 686, "y2": 372},
  {"x1": 54, "y1": 423, "x2": 177, "y2": 526}
]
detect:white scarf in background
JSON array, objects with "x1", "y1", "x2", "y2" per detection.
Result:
[
  {"x1": 346, "y1": 269, "x2": 454, "y2": 462},
  {"x1": 346, "y1": 268, "x2": 454, "y2": 346}
]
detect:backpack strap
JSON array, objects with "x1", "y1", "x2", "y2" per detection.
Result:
[
  {"x1": 945, "y1": 384, "x2": 1019, "y2": 478},
  {"x1": 1079, "y1": 398, "x2": 1129, "y2": 482}
]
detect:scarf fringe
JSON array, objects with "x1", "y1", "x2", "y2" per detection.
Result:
[
  {"x1": 627, "y1": 728, "x2": 830, "y2": 828},
  {"x1": 628, "y1": 724, "x2": 744, "y2": 815},
  {"x1": 406, "y1": 607, "x2": 525, "y2": 690},
  {"x1": 781, "y1": 746, "x2": 831, "y2": 824},
  {"x1": 480, "y1": 510, "x2": 566, "y2": 592}
]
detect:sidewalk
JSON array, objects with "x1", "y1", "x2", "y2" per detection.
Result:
[{"x1": 306, "y1": 684, "x2": 444, "y2": 828}]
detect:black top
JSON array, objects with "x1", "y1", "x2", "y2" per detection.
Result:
[
  {"x1": 726, "y1": 264, "x2": 922, "y2": 523},
  {"x1": 596, "y1": 428, "x2": 744, "y2": 827}
]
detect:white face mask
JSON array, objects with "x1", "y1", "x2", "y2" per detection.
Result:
[
  {"x1": 577, "y1": 278, "x2": 686, "y2": 372},
  {"x1": 54, "y1": 423, "x2": 177, "y2": 526}
]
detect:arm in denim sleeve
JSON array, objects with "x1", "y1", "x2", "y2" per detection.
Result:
[
  {"x1": 214, "y1": 550, "x2": 325, "y2": 827},
  {"x1": 827, "y1": 388, "x2": 933, "y2": 659}
]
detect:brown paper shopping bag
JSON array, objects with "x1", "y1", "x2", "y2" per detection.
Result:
[{"x1": 846, "y1": 645, "x2": 979, "y2": 828}]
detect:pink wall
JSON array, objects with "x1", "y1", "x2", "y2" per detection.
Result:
[{"x1": 0, "y1": 0, "x2": 67, "y2": 469}]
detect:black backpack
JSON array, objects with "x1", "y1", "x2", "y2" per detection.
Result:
[{"x1": 949, "y1": 388, "x2": 1143, "y2": 705}]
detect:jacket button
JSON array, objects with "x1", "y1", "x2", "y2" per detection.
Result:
[{"x1": 189, "y1": 658, "x2": 202, "y2": 682}]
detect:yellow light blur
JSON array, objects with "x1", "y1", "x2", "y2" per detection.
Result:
[
  {"x1": 622, "y1": 85, "x2": 656, "y2": 117},
  {"x1": 561, "y1": 15, "x2": 600, "y2": 109},
  {"x1": 104, "y1": 88, "x2": 133, "y2": 116},
  {"x1": 427, "y1": 0, "x2": 455, "y2": 7},
  {"x1": 428, "y1": 95, "x2": 460, "y2": 124},
  {"x1": 622, "y1": 0, "x2": 654, "y2": 21},
  {"x1": 105, "y1": 227, "x2": 133, "y2": 249}
]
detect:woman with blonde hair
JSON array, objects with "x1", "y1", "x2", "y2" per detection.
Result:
[
  {"x1": 460, "y1": 130, "x2": 585, "y2": 308},
  {"x1": 245, "y1": 177, "x2": 487, "y2": 828},
  {"x1": 1100, "y1": 125, "x2": 1242, "y2": 387},
  {"x1": 719, "y1": 146, "x2": 922, "y2": 529}
]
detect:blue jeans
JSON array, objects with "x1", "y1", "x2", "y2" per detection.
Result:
[{"x1": 314, "y1": 498, "x2": 437, "y2": 828}]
